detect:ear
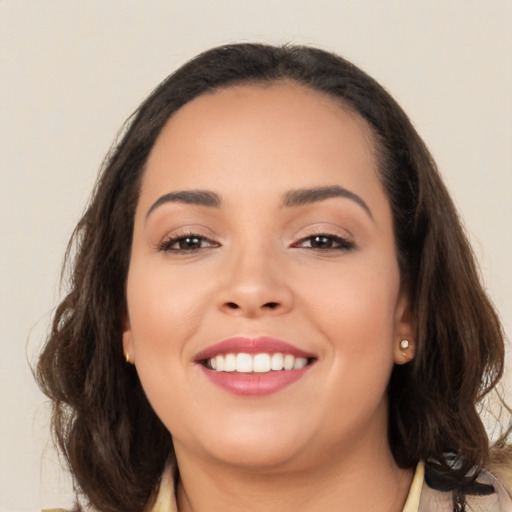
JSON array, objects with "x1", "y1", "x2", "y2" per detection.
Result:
[
  {"x1": 122, "y1": 316, "x2": 135, "y2": 364},
  {"x1": 393, "y1": 289, "x2": 415, "y2": 365}
]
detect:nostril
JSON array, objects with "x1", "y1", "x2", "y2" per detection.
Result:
[{"x1": 222, "y1": 301, "x2": 281, "y2": 312}]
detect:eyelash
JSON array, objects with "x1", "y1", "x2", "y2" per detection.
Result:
[
  {"x1": 292, "y1": 233, "x2": 355, "y2": 252},
  {"x1": 158, "y1": 232, "x2": 220, "y2": 253},
  {"x1": 158, "y1": 232, "x2": 354, "y2": 253}
]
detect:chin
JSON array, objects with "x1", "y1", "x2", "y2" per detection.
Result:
[
  {"x1": 176, "y1": 416, "x2": 314, "y2": 472},
  {"x1": 208, "y1": 440, "x2": 305, "y2": 472}
]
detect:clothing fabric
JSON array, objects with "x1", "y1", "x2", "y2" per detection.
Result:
[
  {"x1": 43, "y1": 461, "x2": 512, "y2": 512},
  {"x1": 416, "y1": 464, "x2": 512, "y2": 512},
  {"x1": 145, "y1": 461, "x2": 512, "y2": 512}
]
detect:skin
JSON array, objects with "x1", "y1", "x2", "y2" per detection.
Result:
[{"x1": 123, "y1": 82, "x2": 416, "y2": 512}]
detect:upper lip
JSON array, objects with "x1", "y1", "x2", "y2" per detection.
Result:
[{"x1": 194, "y1": 337, "x2": 316, "y2": 362}]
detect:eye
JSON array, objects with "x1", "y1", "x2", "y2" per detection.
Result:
[
  {"x1": 158, "y1": 233, "x2": 220, "y2": 253},
  {"x1": 293, "y1": 234, "x2": 355, "y2": 251}
]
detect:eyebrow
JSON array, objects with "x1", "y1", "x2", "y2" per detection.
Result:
[
  {"x1": 282, "y1": 185, "x2": 373, "y2": 219},
  {"x1": 146, "y1": 185, "x2": 372, "y2": 220},
  {"x1": 146, "y1": 190, "x2": 221, "y2": 219}
]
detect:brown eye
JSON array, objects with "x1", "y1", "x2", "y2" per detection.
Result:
[
  {"x1": 177, "y1": 236, "x2": 203, "y2": 250},
  {"x1": 309, "y1": 235, "x2": 336, "y2": 249},
  {"x1": 159, "y1": 234, "x2": 220, "y2": 253},
  {"x1": 294, "y1": 234, "x2": 355, "y2": 251}
]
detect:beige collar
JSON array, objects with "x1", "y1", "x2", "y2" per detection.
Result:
[{"x1": 147, "y1": 461, "x2": 425, "y2": 512}]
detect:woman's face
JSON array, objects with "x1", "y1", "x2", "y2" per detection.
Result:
[{"x1": 123, "y1": 83, "x2": 414, "y2": 472}]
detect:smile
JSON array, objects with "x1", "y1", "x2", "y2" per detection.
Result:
[
  {"x1": 196, "y1": 337, "x2": 316, "y2": 396},
  {"x1": 207, "y1": 353, "x2": 310, "y2": 373}
]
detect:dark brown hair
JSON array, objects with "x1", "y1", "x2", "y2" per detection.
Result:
[{"x1": 36, "y1": 43, "x2": 508, "y2": 512}]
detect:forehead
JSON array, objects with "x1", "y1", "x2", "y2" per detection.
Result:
[
  {"x1": 153, "y1": 81, "x2": 376, "y2": 152},
  {"x1": 141, "y1": 82, "x2": 382, "y2": 205}
]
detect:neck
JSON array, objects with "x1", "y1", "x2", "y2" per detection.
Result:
[{"x1": 174, "y1": 434, "x2": 413, "y2": 512}]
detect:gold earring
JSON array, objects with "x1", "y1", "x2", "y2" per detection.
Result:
[
  {"x1": 399, "y1": 339, "x2": 410, "y2": 351},
  {"x1": 125, "y1": 352, "x2": 130, "y2": 364}
]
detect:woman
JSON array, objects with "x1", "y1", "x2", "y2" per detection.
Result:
[{"x1": 37, "y1": 43, "x2": 511, "y2": 512}]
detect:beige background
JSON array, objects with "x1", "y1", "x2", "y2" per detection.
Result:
[{"x1": 1, "y1": 1, "x2": 511, "y2": 510}]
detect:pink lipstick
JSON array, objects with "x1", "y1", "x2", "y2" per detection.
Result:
[{"x1": 196, "y1": 337, "x2": 316, "y2": 396}]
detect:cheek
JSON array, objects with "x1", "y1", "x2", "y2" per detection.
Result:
[
  {"x1": 125, "y1": 259, "x2": 214, "y2": 364},
  {"x1": 296, "y1": 253, "x2": 401, "y2": 375},
  {"x1": 124, "y1": 262, "x2": 211, "y2": 432},
  {"x1": 301, "y1": 255, "x2": 400, "y2": 331}
]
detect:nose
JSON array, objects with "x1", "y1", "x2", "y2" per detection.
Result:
[{"x1": 216, "y1": 247, "x2": 294, "y2": 318}]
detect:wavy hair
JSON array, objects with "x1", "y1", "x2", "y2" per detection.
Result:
[{"x1": 36, "y1": 43, "x2": 509, "y2": 512}]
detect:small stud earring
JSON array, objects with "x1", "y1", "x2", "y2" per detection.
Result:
[
  {"x1": 399, "y1": 339, "x2": 410, "y2": 351},
  {"x1": 125, "y1": 352, "x2": 130, "y2": 364}
]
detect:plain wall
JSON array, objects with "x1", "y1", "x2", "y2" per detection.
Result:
[{"x1": 1, "y1": 1, "x2": 511, "y2": 510}]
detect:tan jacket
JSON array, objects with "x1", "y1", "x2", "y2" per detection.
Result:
[
  {"x1": 43, "y1": 455, "x2": 512, "y2": 512},
  {"x1": 146, "y1": 461, "x2": 512, "y2": 512},
  {"x1": 489, "y1": 444, "x2": 512, "y2": 495}
]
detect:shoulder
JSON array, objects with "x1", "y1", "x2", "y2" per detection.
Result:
[
  {"x1": 488, "y1": 443, "x2": 512, "y2": 497},
  {"x1": 419, "y1": 466, "x2": 512, "y2": 512},
  {"x1": 468, "y1": 467, "x2": 512, "y2": 511}
]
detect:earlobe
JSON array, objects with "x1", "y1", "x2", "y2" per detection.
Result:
[
  {"x1": 394, "y1": 289, "x2": 415, "y2": 365},
  {"x1": 122, "y1": 317, "x2": 135, "y2": 365},
  {"x1": 394, "y1": 338, "x2": 415, "y2": 364}
]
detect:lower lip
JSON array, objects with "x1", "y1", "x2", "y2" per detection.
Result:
[{"x1": 200, "y1": 365, "x2": 313, "y2": 396}]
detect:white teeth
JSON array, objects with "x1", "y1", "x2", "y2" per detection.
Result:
[
  {"x1": 293, "y1": 357, "x2": 308, "y2": 369},
  {"x1": 207, "y1": 352, "x2": 310, "y2": 373},
  {"x1": 253, "y1": 353, "x2": 271, "y2": 373},
  {"x1": 224, "y1": 353, "x2": 236, "y2": 372},
  {"x1": 215, "y1": 355, "x2": 224, "y2": 372},
  {"x1": 271, "y1": 353, "x2": 284, "y2": 370},
  {"x1": 283, "y1": 354, "x2": 295, "y2": 370},
  {"x1": 236, "y1": 353, "x2": 253, "y2": 373}
]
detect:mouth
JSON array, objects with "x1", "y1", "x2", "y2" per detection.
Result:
[
  {"x1": 195, "y1": 337, "x2": 317, "y2": 396},
  {"x1": 203, "y1": 352, "x2": 314, "y2": 373}
]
